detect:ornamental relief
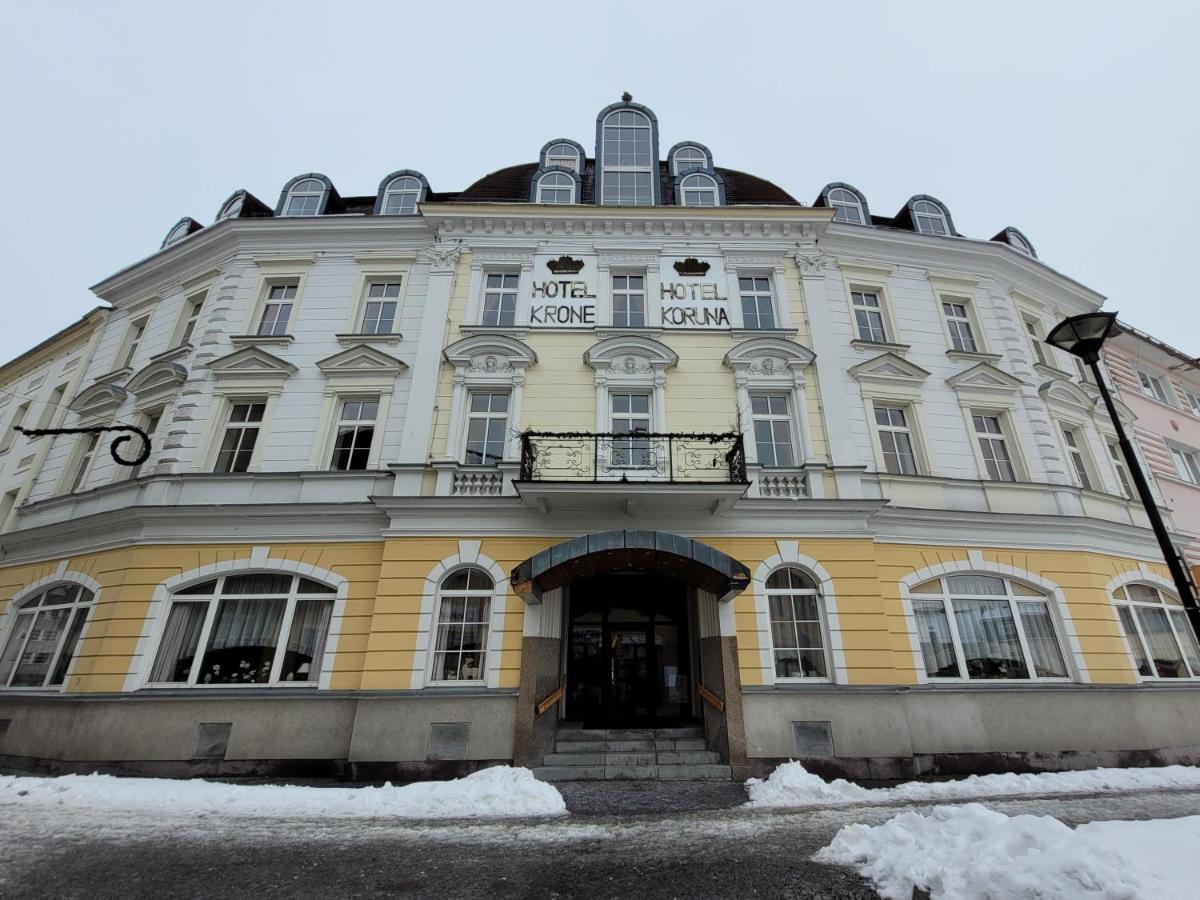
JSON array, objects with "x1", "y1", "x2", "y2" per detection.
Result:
[{"x1": 466, "y1": 353, "x2": 514, "y2": 375}]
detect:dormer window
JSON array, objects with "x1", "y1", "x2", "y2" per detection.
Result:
[
  {"x1": 163, "y1": 219, "x2": 194, "y2": 247},
  {"x1": 679, "y1": 173, "x2": 719, "y2": 207},
  {"x1": 543, "y1": 141, "x2": 582, "y2": 172},
  {"x1": 829, "y1": 188, "x2": 865, "y2": 224},
  {"x1": 283, "y1": 178, "x2": 326, "y2": 216},
  {"x1": 535, "y1": 171, "x2": 577, "y2": 204},
  {"x1": 380, "y1": 175, "x2": 423, "y2": 215},
  {"x1": 669, "y1": 143, "x2": 709, "y2": 175},
  {"x1": 911, "y1": 199, "x2": 951, "y2": 236},
  {"x1": 218, "y1": 194, "x2": 244, "y2": 220},
  {"x1": 598, "y1": 104, "x2": 657, "y2": 206}
]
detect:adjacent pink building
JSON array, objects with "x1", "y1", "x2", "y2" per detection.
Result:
[{"x1": 1104, "y1": 323, "x2": 1200, "y2": 577}]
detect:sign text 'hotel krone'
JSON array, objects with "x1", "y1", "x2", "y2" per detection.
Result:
[{"x1": 528, "y1": 253, "x2": 732, "y2": 329}]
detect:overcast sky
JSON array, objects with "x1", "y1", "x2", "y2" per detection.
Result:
[{"x1": 2, "y1": 0, "x2": 1196, "y2": 363}]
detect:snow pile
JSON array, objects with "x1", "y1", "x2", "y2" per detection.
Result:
[
  {"x1": 815, "y1": 803, "x2": 1200, "y2": 900},
  {"x1": 745, "y1": 761, "x2": 1200, "y2": 808},
  {"x1": 0, "y1": 766, "x2": 566, "y2": 820}
]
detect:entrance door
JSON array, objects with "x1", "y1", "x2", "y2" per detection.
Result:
[{"x1": 565, "y1": 574, "x2": 693, "y2": 728}]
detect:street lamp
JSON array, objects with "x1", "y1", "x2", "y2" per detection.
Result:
[{"x1": 1046, "y1": 311, "x2": 1200, "y2": 641}]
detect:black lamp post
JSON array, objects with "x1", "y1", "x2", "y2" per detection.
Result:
[{"x1": 1046, "y1": 311, "x2": 1200, "y2": 641}]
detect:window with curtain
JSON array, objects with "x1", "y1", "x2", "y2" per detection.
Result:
[
  {"x1": 431, "y1": 567, "x2": 493, "y2": 682},
  {"x1": 147, "y1": 573, "x2": 336, "y2": 686},
  {"x1": 1112, "y1": 583, "x2": 1200, "y2": 679},
  {"x1": 765, "y1": 567, "x2": 828, "y2": 679},
  {"x1": 0, "y1": 583, "x2": 95, "y2": 689},
  {"x1": 909, "y1": 574, "x2": 1069, "y2": 681}
]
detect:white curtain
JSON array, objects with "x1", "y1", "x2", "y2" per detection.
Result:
[
  {"x1": 951, "y1": 598, "x2": 1026, "y2": 678},
  {"x1": 914, "y1": 599, "x2": 959, "y2": 677},
  {"x1": 1169, "y1": 610, "x2": 1200, "y2": 675},
  {"x1": 149, "y1": 602, "x2": 207, "y2": 683},
  {"x1": 282, "y1": 598, "x2": 333, "y2": 682},
  {"x1": 1017, "y1": 601, "x2": 1067, "y2": 677},
  {"x1": 1135, "y1": 606, "x2": 1187, "y2": 678}
]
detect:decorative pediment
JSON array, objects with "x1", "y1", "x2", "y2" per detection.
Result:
[
  {"x1": 1038, "y1": 378, "x2": 1096, "y2": 414},
  {"x1": 204, "y1": 347, "x2": 297, "y2": 386},
  {"x1": 946, "y1": 361, "x2": 1023, "y2": 394},
  {"x1": 444, "y1": 333, "x2": 538, "y2": 378},
  {"x1": 70, "y1": 382, "x2": 129, "y2": 421},
  {"x1": 316, "y1": 345, "x2": 407, "y2": 379},
  {"x1": 126, "y1": 359, "x2": 187, "y2": 405},
  {"x1": 723, "y1": 336, "x2": 815, "y2": 384},
  {"x1": 584, "y1": 335, "x2": 678, "y2": 375},
  {"x1": 848, "y1": 352, "x2": 931, "y2": 385}
]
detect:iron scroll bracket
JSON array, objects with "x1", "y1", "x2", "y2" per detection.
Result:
[{"x1": 15, "y1": 425, "x2": 151, "y2": 467}]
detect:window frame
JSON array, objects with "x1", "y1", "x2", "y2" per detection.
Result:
[
  {"x1": 281, "y1": 178, "x2": 327, "y2": 217},
  {"x1": 213, "y1": 398, "x2": 268, "y2": 474},
  {"x1": 1112, "y1": 582, "x2": 1200, "y2": 681},
  {"x1": 0, "y1": 582, "x2": 96, "y2": 691},
  {"x1": 1106, "y1": 440, "x2": 1133, "y2": 499},
  {"x1": 610, "y1": 272, "x2": 647, "y2": 328},
  {"x1": 608, "y1": 390, "x2": 654, "y2": 470},
  {"x1": 1136, "y1": 369, "x2": 1172, "y2": 405},
  {"x1": 327, "y1": 396, "x2": 380, "y2": 471},
  {"x1": 737, "y1": 275, "x2": 777, "y2": 331},
  {"x1": 598, "y1": 107, "x2": 657, "y2": 207},
  {"x1": 669, "y1": 143, "x2": 709, "y2": 176},
  {"x1": 480, "y1": 270, "x2": 520, "y2": 327},
  {"x1": 872, "y1": 402, "x2": 921, "y2": 476},
  {"x1": 543, "y1": 142, "x2": 582, "y2": 172},
  {"x1": 427, "y1": 567, "x2": 495, "y2": 685},
  {"x1": 850, "y1": 289, "x2": 889, "y2": 344},
  {"x1": 908, "y1": 574, "x2": 1073, "y2": 683},
  {"x1": 257, "y1": 283, "x2": 298, "y2": 337},
  {"x1": 65, "y1": 431, "x2": 100, "y2": 493},
  {"x1": 1023, "y1": 315, "x2": 1049, "y2": 367},
  {"x1": 828, "y1": 187, "x2": 865, "y2": 225},
  {"x1": 970, "y1": 410, "x2": 1021, "y2": 482},
  {"x1": 764, "y1": 566, "x2": 832, "y2": 682},
  {"x1": 0, "y1": 401, "x2": 30, "y2": 454},
  {"x1": 749, "y1": 392, "x2": 798, "y2": 469},
  {"x1": 677, "y1": 172, "x2": 720, "y2": 207},
  {"x1": 1183, "y1": 389, "x2": 1200, "y2": 418},
  {"x1": 1058, "y1": 421, "x2": 1097, "y2": 491},
  {"x1": 1170, "y1": 444, "x2": 1200, "y2": 484},
  {"x1": 534, "y1": 170, "x2": 578, "y2": 205},
  {"x1": 380, "y1": 176, "x2": 422, "y2": 215},
  {"x1": 463, "y1": 390, "x2": 511, "y2": 467},
  {"x1": 938, "y1": 295, "x2": 984, "y2": 354},
  {"x1": 119, "y1": 317, "x2": 150, "y2": 370},
  {"x1": 358, "y1": 280, "x2": 403, "y2": 335},
  {"x1": 911, "y1": 198, "x2": 951, "y2": 236}
]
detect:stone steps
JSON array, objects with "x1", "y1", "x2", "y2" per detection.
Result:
[{"x1": 533, "y1": 725, "x2": 731, "y2": 781}]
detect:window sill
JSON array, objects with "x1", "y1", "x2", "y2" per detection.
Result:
[
  {"x1": 850, "y1": 339, "x2": 910, "y2": 355},
  {"x1": 229, "y1": 334, "x2": 294, "y2": 348},
  {"x1": 150, "y1": 343, "x2": 193, "y2": 364},
  {"x1": 946, "y1": 349, "x2": 1003, "y2": 364},
  {"x1": 1033, "y1": 362, "x2": 1074, "y2": 380},
  {"x1": 92, "y1": 366, "x2": 133, "y2": 384},
  {"x1": 335, "y1": 332, "x2": 403, "y2": 347}
]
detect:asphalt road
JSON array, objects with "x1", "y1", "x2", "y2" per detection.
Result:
[{"x1": 4, "y1": 783, "x2": 1200, "y2": 899}]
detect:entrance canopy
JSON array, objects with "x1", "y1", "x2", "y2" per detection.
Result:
[{"x1": 511, "y1": 529, "x2": 750, "y2": 604}]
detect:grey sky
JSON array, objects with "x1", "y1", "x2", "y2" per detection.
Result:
[{"x1": 2, "y1": 0, "x2": 1196, "y2": 363}]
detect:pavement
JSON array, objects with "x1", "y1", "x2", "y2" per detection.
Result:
[{"x1": 4, "y1": 779, "x2": 1200, "y2": 899}]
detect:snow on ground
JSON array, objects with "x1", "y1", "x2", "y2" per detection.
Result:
[
  {"x1": 745, "y1": 760, "x2": 1200, "y2": 808},
  {"x1": 815, "y1": 803, "x2": 1200, "y2": 900},
  {"x1": 0, "y1": 766, "x2": 566, "y2": 820}
]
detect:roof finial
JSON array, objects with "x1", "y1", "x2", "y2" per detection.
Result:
[{"x1": 621, "y1": 91, "x2": 632, "y2": 103}]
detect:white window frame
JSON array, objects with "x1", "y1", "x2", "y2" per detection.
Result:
[
  {"x1": 1170, "y1": 444, "x2": 1200, "y2": 484},
  {"x1": 441, "y1": 334, "x2": 535, "y2": 471},
  {"x1": 1023, "y1": 316, "x2": 1049, "y2": 366},
  {"x1": 970, "y1": 410, "x2": 1020, "y2": 482},
  {"x1": 535, "y1": 171, "x2": 576, "y2": 204},
  {"x1": 912, "y1": 199, "x2": 950, "y2": 235},
  {"x1": 174, "y1": 291, "x2": 206, "y2": 348},
  {"x1": 480, "y1": 270, "x2": 520, "y2": 327},
  {"x1": 1059, "y1": 421, "x2": 1097, "y2": 491},
  {"x1": 327, "y1": 396, "x2": 381, "y2": 471},
  {"x1": 873, "y1": 402, "x2": 921, "y2": 476},
  {"x1": 358, "y1": 281, "x2": 403, "y2": 335},
  {"x1": 212, "y1": 398, "x2": 269, "y2": 474},
  {"x1": 1137, "y1": 369, "x2": 1171, "y2": 405},
  {"x1": 678, "y1": 173, "x2": 719, "y2": 207},
  {"x1": 764, "y1": 566, "x2": 832, "y2": 683},
  {"x1": 749, "y1": 393, "x2": 798, "y2": 469},
  {"x1": 283, "y1": 178, "x2": 325, "y2": 216},
  {"x1": 463, "y1": 390, "x2": 511, "y2": 466},
  {"x1": 120, "y1": 317, "x2": 149, "y2": 370},
  {"x1": 1111, "y1": 581, "x2": 1200, "y2": 681},
  {"x1": 737, "y1": 275, "x2": 777, "y2": 330},
  {"x1": 610, "y1": 272, "x2": 647, "y2": 328},
  {"x1": 144, "y1": 573, "x2": 337, "y2": 688},
  {"x1": 828, "y1": 188, "x2": 864, "y2": 225},
  {"x1": 544, "y1": 142, "x2": 581, "y2": 172},
  {"x1": 427, "y1": 567, "x2": 495, "y2": 685},
  {"x1": 670, "y1": 144, "x2": 708, "y2": 175},
  {"x1": 938, "y1": 296, "x2": 984, "y2": 354},
  {"x1": 0, "y1": 582, "x2": 96, "y2": 691},
  {"x1": 243, "y1": 265, "x2": 311, "y2": 339},
  {"x1": 850, "y1": 289, "x2": 889, "y2": 343},
  {"x1": 1183, "y1": 389, "x2": 1200, "y2": 418},
  {"x1": 608, "y1": 390, "x2": 654, "y2": 470},
  {"x1": 908, "y1": 575, "x2": 1073, "y2": 683},
  {"x1": 1107, "y1": 440, "x2": 1133, "y2": 498},
  {"x1": 381, "y1": 176, "x2": 422, "y2": 215},
  {"x1": 65, "y1": 432, "x2": 99, "y2": 493},
  {"x1": 599, "y1": 109, "x2": 654, "y2": 206},
  {"x1": 118, "y1": 407, "x2": 163, "y2": 481},
  {"x1": 0, "y1": 401, "x2": 29, "y2": 454},
  {"x1": 257, "y1": 283, "x2": 297, "y2": 337}
]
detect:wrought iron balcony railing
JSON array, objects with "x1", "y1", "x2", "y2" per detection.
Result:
[{"x1": 519, "y1": 431, "x2": 748, "y2": 484}]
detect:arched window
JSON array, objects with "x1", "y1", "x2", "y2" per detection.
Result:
[
  {"x1": 828, "y1": 187, "x2": 865, "y2": 225},
  {"x1": 381, "y1": 175, "x2": 422, "y2": 215},
  {"x1": 1112, "y1": 583, "x2": 1200, "y2": 679},
  {"x1": 431, "y1": 567, "x2": 493, "y2": 682},
  {"x1": 1007, "y1": 228, "x2": 1034, "y2": 256},
  {"x1": 283, "y1": 178, "x2": 326, "y2": 216},
  {"x1": 909, "y1": 574, "x2": 1069, "y2": 680},
  {"x1": 670, "y1": 144, "x2": 708, "y2": 175},
  {"x1": 766, "y1": 567, "x2": 828, "y2": 679},
  {"x1": 147, "y1": 573, "x2": 336, "y2": 686},
  {"x1": 163, "y1": 219, "x2": 195, "y2": 247},
  {"x1": 679, "y1": 173, "x2": 718, "y2": 207},
  {"x1": 543, "y1": 142, "x2": 581, "y2": 172},
  {"x1": 0, "y1": 583, "x2": 95, "y2": 689},
  {"x1": 912, "y1": 199, "x2": 950, "y2": 236},
  {"x1": 600, "y1": 108, "x2": 654, "y2": 206},
  {"x1": 536, "y1": 171, "x2": 576, "y2": 204},
  {"x1": 218, "y1": 193, "x2": 245, "y2": 220}
]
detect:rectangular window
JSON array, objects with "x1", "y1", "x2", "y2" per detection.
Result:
[
  {"x1": 913, "y1": 599, "x2": 960, "y2": 677},
  {"x1": 258, "y1": 284, "x2": 296, "y2": 336},
  {"x1": 874, "y1": 405, "x2": 918, "y2": 475},
  {"x1": 972, "y1": 413, "x2": 1017, "y2": 482},
  {"x1": 769, "y1": 590, "x2": 827, "y2": 679},
  {"x1": 1185, "y1": 391, "x2": 1200, "y2": 417},
  {"x1": 750, "y1": 394, "x2": 795, "y2": 468},
  {"x1": 329, "y1": 398, "x2": 378, "y2": 471},
  {"x1": 68, "y1": 433, "x2": 99, "y2": 493},
  {"x1": 464, "y1": 392, "x2": 509, "y2": 466},
  {"x1": 851, "y1": 290, "x2": 888, "y2": 343},
  {"x1": 1170, "y1": 445, "x2": 1200, "y2": 484},
  {"x1": 942, "y1": 300, "x2": 979, "y2": 353},
  {"x1": 481, "y1": 273, "x2": 518, "y2": 327},
  {"x1": 1107, "y1": 441, "x2": 1132, "y2": 498},
  {"x1": 129, "y1": 411, "x2": 161, "y2": 479},
  {"x1": 361, "y1": 282, "x2": 401, "y2": 334},
  {"x1": 610, "y1": 392, "x2": 652, "y2": 468},
  {"x1": 36, "y1": 385, "x2": 66, "y2": 431},
  {"x1": 0, "y1": 489, "x2": 18, "y2": 531},
  {"x1": 1060, "y1": 425, "x2": 1093, "y2": 490},
  {"x1": 178, "y1": 293, "x2": 205, "y2": 346},
  {"x1": 1137, "y1": 370, "x2": 1170, "y2": 404},
  {"x1": 214, "y1": 401, "x2": 265, "y2": 473},
  {"x1": 611, "y1": 275, "x2": 645, "y2": 328},
  {"x1": 0, "y1": 401, "x2": 28, "y2": 453},
  {"x1": 432, "y1": 594, "x2": 490, "y2": 681},
  {"x1": 122, "y1": 318, "x2": 148, "y2": 368},
  {"x1": 738, "y1": 277, "x2": 776, "y2": 330},
  {"x1": 1024, "y1": 318, "x2": 1048, "y2": 366}
]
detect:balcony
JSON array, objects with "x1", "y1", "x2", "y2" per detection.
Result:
[{"x1": 515, "y1": 431, "x2": 748, "y2": 513}]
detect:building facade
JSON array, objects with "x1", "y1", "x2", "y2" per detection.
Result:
[{"x1": 1, "y1": 98, "x2": 1199, "y2": 782}]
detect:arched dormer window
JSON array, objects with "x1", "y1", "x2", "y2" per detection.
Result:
[
  {"x1": 1112, "y1": 582, "x2": 1200, "y2": 679},
  {"x1": 828, "y1": 187, "x2": 865, "y2": 224},
  {"x1": 668, "y1": 141, "x2": 711, "y2": 175},
  {"x1": 218, "y1": 193, "x2": 245, "y2": 220},
  {"x1": 0, "y1": 582, "x2": 95, "y2": 689},
  {"x1": 279, "y1": 176, "x2": 330, "y2": 217},
  {"x1": 375, "y1": 170, "x2": 429, "y2": 215},
  {"x1": 909, "y1": 197, "x2": 953, "y2": 236},
  {"x1": 678, "y1": 172, "x2": 720, "y2": 207},
  {"x1": 1001, "y1": 226, "x2": 1037, "y2": 258},
  {"x1": 214, "y1": 189, "x2": 271, "y2": 222},
  {"x1": 597, "y1": 101, "x2": 659, "y2": 206},
  {"x1": 541, "y1": 140, "x2": 583, "y2": 172},
  {"x1": 161, "y1": 217, "x2": 201, "y2": 249},
  {"x1": 534, "y1": 170, "x2": 579, "y2": 204},
  {"x1": 147, "y1": 572, "x2": 337, "y2": 686}
]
